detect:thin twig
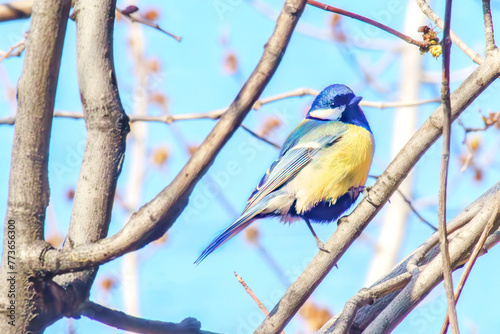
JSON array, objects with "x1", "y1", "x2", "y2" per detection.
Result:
[
  {"x1": 253, "y1": 0, "x2": 398, "y2": 93},
  {"x1": 250, "y1": 0, "x2": 397, "y2": 50},
  {"x1": 460, "y1": 139, "x2": 474, "y2": 173},
  {"x1": 234, "y1": 272, "x2": 270, "y2": 315},
  {"x1": 457, "y1": 113, "x2": 500, "y2": 171},
  {"x1": 458, "y1": 112, "x2": 500, "y2": 135},
  {"x1": 0, "y1": 32, "x2": 27, "y2": 63},
  {"x1": 117, "y1": 6, "x2": 181, "y2": 42},
  {"x1": 368, "y1": 175, "x2": 436, "y2": 231},
  {"x1": 0, "y1": 91, "x2": 441, "y2": 154},
  {"x1": 396, "y1": 189, "x2": 437, "y2": 231},
  {"x1": 306, "y1": 0, "x2": 430, "y2": 49},
  {"x1": 457, "y1": 118, "x2": 478, "y2": 173},
  {"x1": 438, "y1": 0, "x2": 459, "y2": 333},
  {"x1": 482, "y1": 0, "x2": 496, "y2": 56},
  {"x1": 360, "y1": 97, "x2": 441, "y2": 109},
  {"x1": 440, "y1": 204, "x2": 499, "y2": 332},
  {"x1": 234, "y1": 272, "x2": 286, "y2": 334},
  {"x1": 241, "y1": 124, "x2": 281, "y2": 149},
  {"x1": 415, "y1": 0, "x2": 483, "y2": 65},
  {"x1": 0, "y1": 92, "x2": 443, "y2": 126},
  {"x1": 252, "y1": 87, "x2": 318, "y2": 109},
  {"x1": 80, "y1": 301, "x2": 219, "y2": 334},
  {"x1": 326, "y1": 272, "x2": 412, "y2": 333},
  {"x1": 55, "y1": 111, "x2": 282, "y2": 149}
]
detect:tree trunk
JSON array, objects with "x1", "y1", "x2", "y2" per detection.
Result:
[{"x1": 0, "y1": 0, "x2": 71, "y2": 332}]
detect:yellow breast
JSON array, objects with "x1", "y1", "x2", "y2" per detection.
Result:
[{"x1": 292, "y1": 124, "x2": 374, "y2": 214}]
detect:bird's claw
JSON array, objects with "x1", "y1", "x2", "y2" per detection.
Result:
[
  {"x1": 305, "y1": 218, "x2": 330, "y2": 253},
  {"x1": 361, "y1": 185, "x2": 372, "y2": 195},
  {"x1": 361, "y1": 186, "x2": 377, "y2": 207},
  {"x1": 337, "y1": 216, "x2": 348, "y2": 226},
  {"x1": 349, "y1": 185, "x2": 376, "y2": 206},
  {"x1": 316, "y1": 240, "x2": 329, "y2": 253}
]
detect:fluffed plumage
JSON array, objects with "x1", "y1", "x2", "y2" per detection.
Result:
[{"x1": 195, "y1": 84, "x2": 374, "y2": 264}]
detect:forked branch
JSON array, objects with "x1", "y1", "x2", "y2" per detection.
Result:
[{"x1": 31, "y1": 0, "x2": 309, "y2": 274}]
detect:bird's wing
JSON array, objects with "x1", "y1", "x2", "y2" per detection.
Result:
[{"x1": 244, "y1": 120, "x2": 348, "y2": 211}]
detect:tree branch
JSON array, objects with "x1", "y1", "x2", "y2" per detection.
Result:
[
  {"x1": 53, "y1": 0, "x2": 129, "y2": 301},
  {"x1": 0, "y1": 0, "x2": 182, "y2": 44},
  {"x1": 360, "y1": 97, "x2": 441, "y2": 109},
  {"x1": 32, "y1": 0, "x2": 308, "y2": 274},
  {"x1": 0, "y1": 32, "x2": 27, "y2": 63},
  {"x1": 306, "y1": 0, "x2": 430, "y2": 49},
  {"x1": 0, "y1": 0, "x2": 71, "y2": 331},
  {"x1": 254, "y1": 48, "x2": 500, "y2": 334},
  {"x1": 0, "y1": 0, "x2": 32, "y2": 22},
  {"x1": 441, "y1": 203, "x2": 499, "y2": 332},
  {"x1": 80, "y1": 301, "x2": 219, "y2": 334},
  {"x1": 396, "y1": 189, "x2": 437, "y2": 231},
  {"x1": 0, "y1": 88, "x2": 315, "y2": 125},
  {"x1": 437, "y1": 1, "x2": 459, "y2": 332},
  {"x1": 482, "y1": 0, "x2": 496, "y2": 56},
  {"x1": 326, "y1": 273, "x2": 412, "y2": 333},
  {"x1": 240, "y1": 124, "x2": 281, "y2": 149},
  {"x1": 368, "y1": 175, "x2": 437, "y2": 231},
  {"x1": 235, "y1": 272, "x2": 271, "y2": 317},
  {"x1": 363, "y1": 194, "x2": 500, "y2": 333},
  {"x1": 234, "y1": 271, "x2": 286, "y2": 334},
  {"x1": 0, "y1": 94, "x2": 442, "y2": 126},
  {"x1": 251, "y1": 87, "x2": 318, "y2": 109},
  {"x1": 318, "y1": 181, "x2": 500, "y2": 333},
  {"x1": 250, "y1": 0, "x2": 397, "y2": 50},
  {"x1": 117, "y1": 6, "x2": 182, "y2": 42}
]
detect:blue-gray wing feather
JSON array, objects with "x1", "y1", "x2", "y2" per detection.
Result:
[{"x1": 244, "y1": 121, "x2": 347, "y2": 211}]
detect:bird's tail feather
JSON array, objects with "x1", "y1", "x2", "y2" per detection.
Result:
[{"x1": 194, "y1": 201, "x2": 267, "y2": 265}]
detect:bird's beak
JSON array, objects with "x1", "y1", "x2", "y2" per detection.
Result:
[{"x1": 349, "y1": 96, "x2": 363, "y2": 106}]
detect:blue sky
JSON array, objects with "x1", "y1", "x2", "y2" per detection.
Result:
[{"x1": 1, "y1": 0, "x2": 500, "y2": 333}]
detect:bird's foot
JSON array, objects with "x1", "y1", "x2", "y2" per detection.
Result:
[
  {"x1": 316, "y1": 239, "x2": 329, "y2": 253},
  {"x1": 349, "y1": 185, "x2": 365, "y2": 195},
  {"x1": 360, "y1": 186, "x2": 377, "y2": 207},
  {"x1": 361, "y1": 185, "x2": 372, "y2": 194},
  {"x1": 337, "y1": 216, "x2": 347, "y2": 226},
  {"x1": 349, "y1": 185, "x2": 375, "y2": 204},
  {"x1": 304, "y1": 218, "x2": 329, "y2": 253}
]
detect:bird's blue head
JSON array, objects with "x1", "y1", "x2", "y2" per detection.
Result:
[{"x1": 307, "y1": 84, "x2": 371, "y2": 132}]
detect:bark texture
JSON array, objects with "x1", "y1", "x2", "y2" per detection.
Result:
[
  {"x1": 0, "y1": 0, "x2": 71, "y2": 332},
  {"x1": 53, "y1": 0, "x2": 129, "y2": 303}
]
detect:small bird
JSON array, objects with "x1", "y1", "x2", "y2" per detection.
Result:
[{"x1": 195, "y1": 84, "x2": 374, "y2": 264}]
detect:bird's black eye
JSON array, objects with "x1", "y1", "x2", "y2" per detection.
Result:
[{"x1": 330, "y1": 103, "x2": 336, "y2": 108}]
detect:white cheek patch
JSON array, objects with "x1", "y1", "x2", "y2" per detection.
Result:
[{"x1": 309, "y1": 106, "x2": 345, "y2": 120}]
